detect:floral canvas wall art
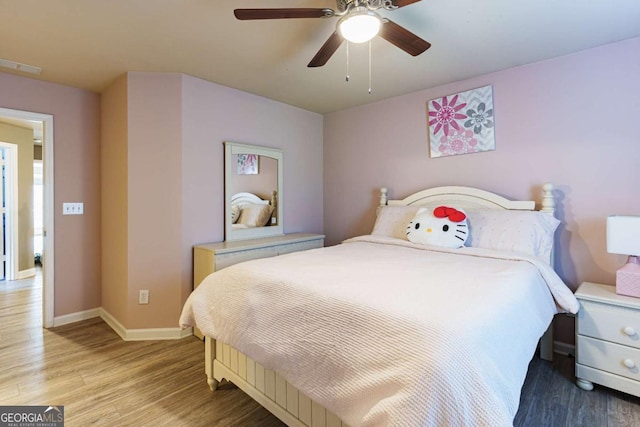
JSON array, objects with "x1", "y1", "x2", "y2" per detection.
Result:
[
  {"x1": 427, "y1": 85, "x2": 495, "y2": 158},
  {"x1": 236, "y1": 154, "x2": 258, "y2": 175}
]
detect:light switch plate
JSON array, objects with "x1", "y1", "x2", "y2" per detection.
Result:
[
  {"x1": 139, "y1": 290, "x2": 149, "y2": 304},
  {"x1": 63, "y1": 202, "x2": 84, "y2": 215}
]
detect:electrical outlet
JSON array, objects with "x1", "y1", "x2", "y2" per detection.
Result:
[{"x1": 139, "y1": 290, "x2": 149, "y2": 305}]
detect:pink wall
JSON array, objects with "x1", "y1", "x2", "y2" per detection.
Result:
[
  {"x1": 103, "y1": 70, "x2": 324, "y2": 331},
  {"x1": 324, "y1": 37, "x2": 640, "y2": 341},
  {"x1": 181, "y1": 74, "x2": 324, "y2": 304},
  {"x1": 126, "y1": 73, "x2": 184, "y2": 328},
  {"x1": 0, "y1": 72, "x2": 101, "y2": 317}
]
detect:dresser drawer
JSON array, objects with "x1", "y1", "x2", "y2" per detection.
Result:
[
  {"x1": 214, "y1": 239, "x2": 323, "y2": 269},
  {"x1": 577, "y1": 335, "x2": 640, "y2": 382},
  {"x1": 215, "y1": 245, "x2": 280, "y2": 269},
  {"x1": 576, "y1": 364, "x2": 640, "y2": 398},
  {"x1": 277, "y1": 239, "x2": 323, "y2": 255},
  {"x1": 577, "y1": 300, "x2": 640, "y2": 349}
]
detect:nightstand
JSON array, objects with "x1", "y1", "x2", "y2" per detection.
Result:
[{"x1": 575, "y1": 282, "x2": 640, "y2": 397}]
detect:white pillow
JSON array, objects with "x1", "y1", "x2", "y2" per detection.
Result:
[
  {"x1": 465, "y1": 209, "x2": 560, "y2": 262},
  {"x1": 237, "y1": 203, "x2": 274, "y2": 227},
  {"x1": 231, "y1": 205, "x2": 241, "y2": 224},
  {"x1": 371, "y1": 206, "x2": 420, "y2": 240}
]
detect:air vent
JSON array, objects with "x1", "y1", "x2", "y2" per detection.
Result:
[{"x1": 0, "y1": 58, "x2": 42, "y2": 75}]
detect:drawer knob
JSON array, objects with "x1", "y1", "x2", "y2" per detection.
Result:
[
  {"x1": 624, "y1": 358, "x2": 636, "y2": 369},
  {"x1": 623, "y1": 326, "x2": 637, "y2": 336}
]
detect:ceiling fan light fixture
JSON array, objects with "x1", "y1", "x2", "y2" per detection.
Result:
[{"x1": 338, "y1": 8, "x2": 382, "y2": 43}]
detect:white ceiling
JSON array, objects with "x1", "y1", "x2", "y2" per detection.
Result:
[{"x1": 1, "y1": 0, "x2": 640, "y2": 114}]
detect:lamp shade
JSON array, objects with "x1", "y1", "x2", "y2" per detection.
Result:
[
  {"x1": 338, "y1": 9, "x2": 382, "y2": 44},
  {"x1": 607, "y1": 215, "x2": 640, "y2": 256}
]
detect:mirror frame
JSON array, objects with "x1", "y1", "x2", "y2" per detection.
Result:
[{"x1": 224, "y1": 141, "x2": 284, "y2": 241}]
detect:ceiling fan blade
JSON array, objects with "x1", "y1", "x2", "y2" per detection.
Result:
[
  {"x1": 391, "y1": 0, "x2": 422, "y2": 7},
  {"x1": 379, "y1": 20, "x2": 431, "y2": 56},
  {"x1": 234, "y1": 8, "x2": 331, "y2": 20},
  {"x1": 308, "y1": 31, "x2": 344, "y2": 67}
]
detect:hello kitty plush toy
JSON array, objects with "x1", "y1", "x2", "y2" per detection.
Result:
[{"x1": 406, "y1": 206, "x2": 468, "y2": 248}]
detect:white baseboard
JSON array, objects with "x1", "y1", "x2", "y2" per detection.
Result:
[
  {"x1": 51, "y1": 307, "x2": 192, "y2": 341},
  {"x1": 53, "y1": 308, "x2": 101, "y2": 327},
  {"x1": 18, "y1": 268, "x2": 36, "y2": 279},
  {"x1": 99, "y1": 308, "x2": 192, "y2": 341}
]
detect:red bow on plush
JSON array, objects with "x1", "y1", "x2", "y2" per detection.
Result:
[{"x1": 433, "y1": 206, "x2": 466, "y2": 222}]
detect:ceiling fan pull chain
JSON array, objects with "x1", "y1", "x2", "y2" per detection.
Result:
[
  {"x1": 368, "y1": 40, "x2": 372, "y2": 94},
  {"x1": 345, "y1": 41, "x2": 350, "y2": 82}
]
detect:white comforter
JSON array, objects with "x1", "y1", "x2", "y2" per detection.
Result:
[{"x1": 180, "y1": 235, "x2": 579, "y2": 427}]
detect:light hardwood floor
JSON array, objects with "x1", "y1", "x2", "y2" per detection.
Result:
[
  {"x1": 0, "y1": 270, "x2": 282, "y2": 426},
  {"x1": 1, "y1": 271, "x2": 639, "y2": 426}
]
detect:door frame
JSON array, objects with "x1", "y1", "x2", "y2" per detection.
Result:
[
  {"x1": 0, "y1": 107, "x2": 54, "y2": 328},
  {"x1": 0, "y1": 142, "x2": 19, "y2": 281}
]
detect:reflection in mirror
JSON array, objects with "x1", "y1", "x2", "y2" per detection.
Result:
[{"x1": 224, "y1": 141, "x2": 284, "y2": 241}]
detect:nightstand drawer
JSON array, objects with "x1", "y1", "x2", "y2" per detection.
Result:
[
  {"x1": 578, "y1": 300, "x2": 640, "y2": 349},
  {"x1": 577, "y1": 335, "x2": 640, "y2": 381}
]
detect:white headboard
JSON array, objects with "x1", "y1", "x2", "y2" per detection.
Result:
[
  {"x1": 380, "y1": 183, "x2": 555, "y2": 216},
  {"x1": 231, "y1": 192, "x2": 270, "y2": 208}
]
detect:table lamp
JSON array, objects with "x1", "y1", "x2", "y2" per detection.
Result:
[{"x1": 607, "y1": 215, "x2": 640, "y2": 298}]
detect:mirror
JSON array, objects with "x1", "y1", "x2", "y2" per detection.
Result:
[{"x1": 224, "y1": 141, "x2": 284, "y2": 241}]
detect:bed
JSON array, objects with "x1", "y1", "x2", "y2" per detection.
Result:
[
  {"x1": 180, "y1": 183, "x2": 579, "y2": 427},
  {"x1": 231, "y1": 191, "x2": 278, "y2": 229}
]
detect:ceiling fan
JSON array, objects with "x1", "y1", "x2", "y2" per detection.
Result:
[{"x1": 234, "y1": 0, "x2": 431, "y2": 67}]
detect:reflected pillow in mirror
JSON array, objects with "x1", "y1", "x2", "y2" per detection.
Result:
[
  {"x1": 231, "y1": 205, "x2": 241, "y2": 224},
  {"x1": 237, "y1": 203, "x2": 274, "y2": 227}
]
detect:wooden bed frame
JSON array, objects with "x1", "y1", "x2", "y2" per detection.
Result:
[{"x1": 204, "y1": 183, "x2": 558, "y2": 427}]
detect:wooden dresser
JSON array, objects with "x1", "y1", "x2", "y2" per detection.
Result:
[
  {"x1": 192, "y1": 233, "x2": 325, "y2": 339},
  {"x1": 575, "y1": 282, "x2": 640, "y2": 397}
]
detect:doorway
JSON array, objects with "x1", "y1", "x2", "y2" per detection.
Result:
[
  {"x1": 0, "y1": 143, "x2": 18, "y2": 281},
  {"x1": 0, "y1": 108, "x2": 54, "y2": 328}
]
